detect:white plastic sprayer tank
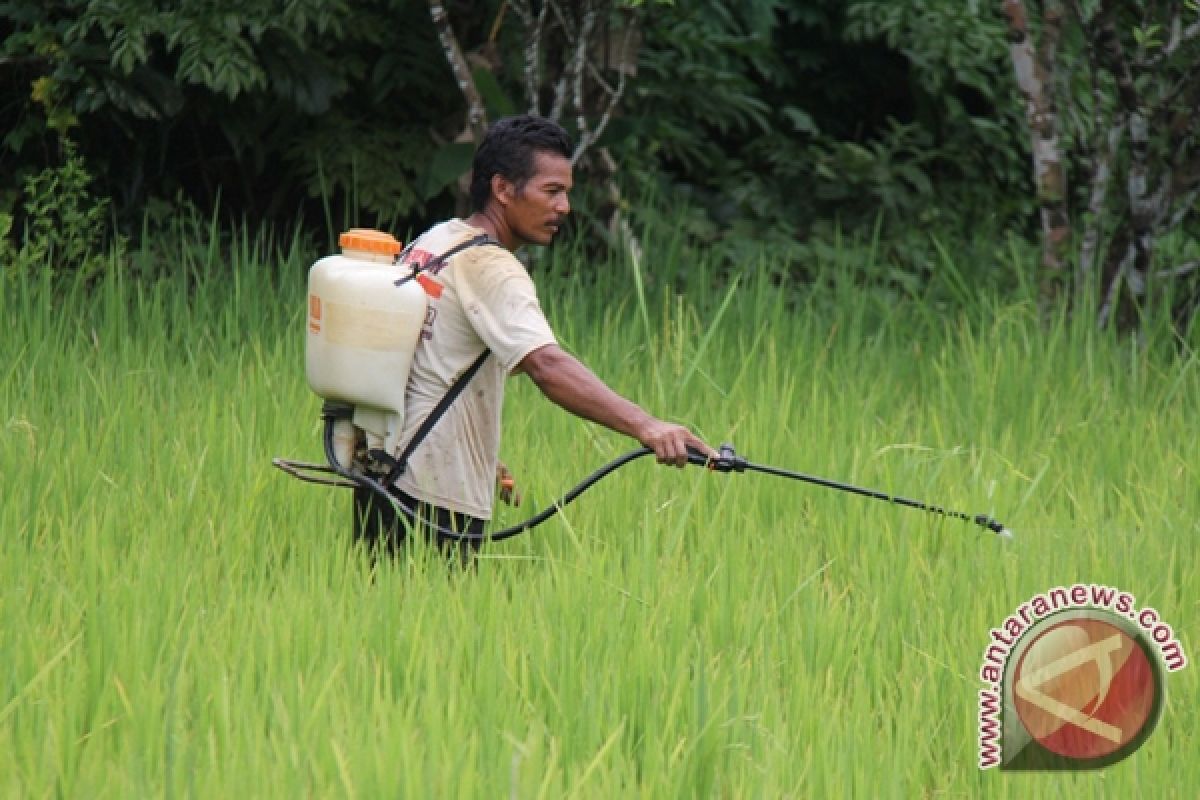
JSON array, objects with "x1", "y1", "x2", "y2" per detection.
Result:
[{"x1": 306, "y1": 228, "x2": 425, "y2": 464}]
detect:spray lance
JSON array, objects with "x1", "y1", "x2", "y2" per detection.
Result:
[{"x1": 273, "y1": 229, "x2": 1013, "y2": 543}]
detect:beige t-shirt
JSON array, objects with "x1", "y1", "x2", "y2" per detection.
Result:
[{"x1": 392, "y1": 219, "x2": 556, "y2": 519}]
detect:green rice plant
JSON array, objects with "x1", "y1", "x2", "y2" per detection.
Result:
[{"x1": 0, "y1": 216, "x2": 1195, "y2": 797}]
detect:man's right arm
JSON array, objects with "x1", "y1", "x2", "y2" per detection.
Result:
[{"x1": 515, "y1": 344, "x2": 715, "y2": 467}]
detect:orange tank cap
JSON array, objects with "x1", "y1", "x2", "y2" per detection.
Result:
[{"x1": 338, "y1": 228, "x2": 403, "y2": 255}]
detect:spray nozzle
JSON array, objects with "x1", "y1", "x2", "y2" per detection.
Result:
[{"x1": 974, "y1": 514, "x2": 1014, "y2": 539}]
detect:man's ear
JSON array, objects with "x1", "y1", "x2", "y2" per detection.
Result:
[{"x1": 491, "y1": 173, "x2": 515, "y2": 207}]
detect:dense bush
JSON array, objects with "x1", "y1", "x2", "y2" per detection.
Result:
[
  {"x1": 1, "y1": 0, "x2": 1035, "y2": 286},
  {"x1": 1, "y1": 0, "x2": 476, "y2": 238},
  {"x1": 618, "y1": 1, "x2": 1032, "y2": 242},
  {"x1": 2, "y1": 3, "x2": 1031, "y2": 221}
]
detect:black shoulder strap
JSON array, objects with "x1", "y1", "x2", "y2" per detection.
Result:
[
  {"x1": 371, "y1": 233, "x2": 503, "y2": 481},
  {"x1": 394, "y1": 233, "x2": 501, "y2": 284},
  {"x1": 426, "y1": 233, "x2": 500, "y2": 271},
  {"x1": 383, "y1": 348, "x2": 490, "y2": 482}
]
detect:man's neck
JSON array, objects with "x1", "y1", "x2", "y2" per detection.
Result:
[{"x1": 465, "y1": 210, "x2": 517, "y2": 252}]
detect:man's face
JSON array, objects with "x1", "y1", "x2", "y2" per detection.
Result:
[{"x1": 502, "y1": 151, "x2": 573, "y2": 247}]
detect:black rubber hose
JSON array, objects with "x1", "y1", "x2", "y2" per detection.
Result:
[
  {"x1": 324, "y1": 418, "x2": 1010, "y2": 542},
  {"x1": 324, "y1": 415, "x2": 661, "y2": 542}
]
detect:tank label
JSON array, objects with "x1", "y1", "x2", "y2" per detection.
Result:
[{"x1": 308, "y1": 294, "x2": 322, "y2": 333}]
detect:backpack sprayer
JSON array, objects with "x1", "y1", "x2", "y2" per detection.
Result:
[{"x1": 273, "y1": 229, "x2": 1013, "y2": 543}]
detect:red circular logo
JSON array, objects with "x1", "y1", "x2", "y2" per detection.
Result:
[{"x1": 1012, "y1": 617, "x2": 1159, "y2": 760}]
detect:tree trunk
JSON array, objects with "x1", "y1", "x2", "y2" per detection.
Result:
[
  {"x1": 1092, "y1": 14, "x2": 1164, "y2": 330},
  {"x1": 428, "y1": 0, "x2": 489, "y2": 214},
  {"x1": 428, "y1": 0, "x2": 488, "y2": 144},
  {"x1": 432, "y1": 1, "x2": 643, "y2": 257},
  {"x1": 1002, "y1": 0, "x2": 1071, "y2": 302}
]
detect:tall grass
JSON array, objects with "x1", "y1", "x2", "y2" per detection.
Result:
[{"x1": 1, "y1": 219, "x2": 1196, "y2": 797}]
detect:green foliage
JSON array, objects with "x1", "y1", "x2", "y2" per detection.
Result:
[
  {"x1": 0, "y1": 0, "x2": 1048, "y2": 285},
  {"x1": 1004, "y1": 2, "x2": 1200, "y2": 326},
  {"x1": 0, "y1": 213, "x2": 15, "y2": 267},
  {"x1": 845, "y1": 0, "x2": 1004, "y2": 95},
  {"x1": 794, "y1": 121, "x2": 939, "y2": 217},
  {"x1": 1, "y1": 0, "x2": 464, "y2": 231},
  {"x1": 3, "y1": 141, "x2": 114, "y2": 277},
  {"x1": 284, "y1": 114, "x2": 433, "y2": 229},
  {"x1": 613, "y1": 0, "x2": 1035, "y2": 273},
  {"x1": 847, "y1": 1, "x2": 1031, "y2": 204},
  {"x1": 64, "y1": 0, "x2": 351, "y2": 109},
  {"x1": 626, "y1": 0, "x2": 776, "y2": 174}
]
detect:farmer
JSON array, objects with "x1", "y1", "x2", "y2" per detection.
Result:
[{"x1": 353, "y1": 114, "x2": 716, "y2": 561}]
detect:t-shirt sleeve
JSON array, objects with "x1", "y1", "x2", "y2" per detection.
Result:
[{"x1": 454, "y1": 250, "x2": 557, "y2": 372}]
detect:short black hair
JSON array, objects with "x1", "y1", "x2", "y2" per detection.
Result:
[{"x1": 469, "y1": 115, "x2": 572, "y2": 212}]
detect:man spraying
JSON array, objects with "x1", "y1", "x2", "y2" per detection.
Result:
[{"x1": 354, "y1": 114, "x2": 716, "y2": 560}]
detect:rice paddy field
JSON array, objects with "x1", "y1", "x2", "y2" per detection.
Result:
[{"x1": 1, "y1": 223, "x2": 1196, "y2": 797}]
